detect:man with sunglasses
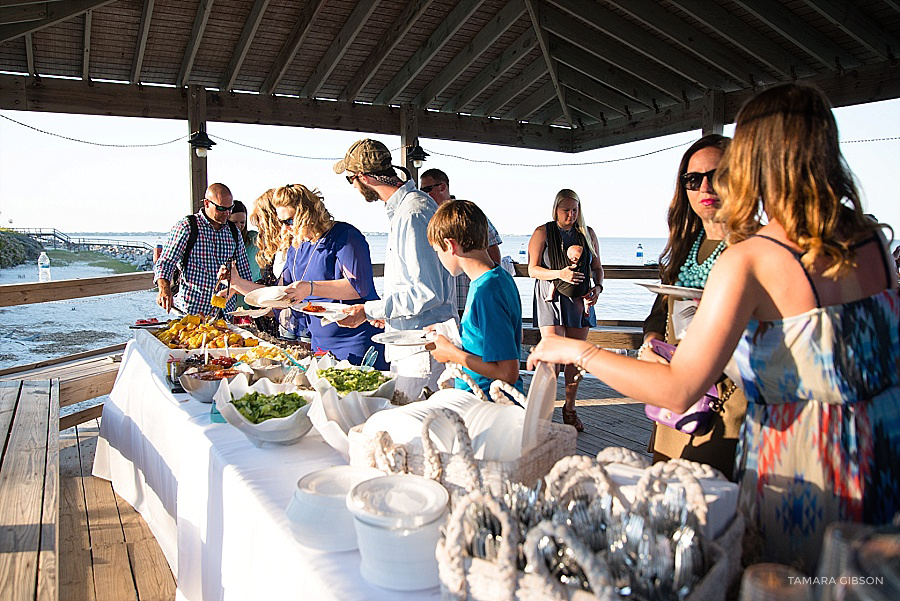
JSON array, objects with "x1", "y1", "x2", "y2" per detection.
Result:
[
  {"x1": 334, "y1": 139, "x2": 455, "y2": 394},
  {"x1": 420, "y1": 168, "x2": 503, "y2": 315},
  {"x1": 154, "y1": 183, "x2": 252, "y2": 315}
]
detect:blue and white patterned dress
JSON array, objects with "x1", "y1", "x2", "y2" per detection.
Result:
[{"x1": 731, "y1": 278, "x2": 900, "y2": 572}]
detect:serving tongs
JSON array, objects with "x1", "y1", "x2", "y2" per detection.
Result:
[{"x1": 210, "y1": 258, "x2": 234, "y2": 321}]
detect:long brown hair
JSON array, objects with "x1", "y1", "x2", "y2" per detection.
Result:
[
  {"x1": 716, "y1": 83, "x2": 876, "y2": 278},
  {"x1": 249, "y1": 189, "x2": 279, "y2": 268},
  {"x1": 658, "y1": 135, "x2": 731, "y2": 284}
]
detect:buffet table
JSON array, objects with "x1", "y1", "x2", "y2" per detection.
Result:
[{"x1": 93, "y1": 340, "x2": 441, "y2": 601}]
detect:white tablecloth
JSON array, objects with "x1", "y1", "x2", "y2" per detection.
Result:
[{"x1": 93, "y1": 341, "x2": 442, "y2": 601}]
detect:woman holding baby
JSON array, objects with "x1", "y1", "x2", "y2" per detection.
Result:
[{"x1": 528, "y1": 189, "x2": 604, "y2": 431}]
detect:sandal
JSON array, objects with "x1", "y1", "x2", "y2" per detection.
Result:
[{"x1": 562, "y1": 408, "x2": 585, "y2": 433}]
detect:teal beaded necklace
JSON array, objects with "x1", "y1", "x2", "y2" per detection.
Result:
[{"x1": 675, "y1": 233, "x2": 726, "y2": 288}]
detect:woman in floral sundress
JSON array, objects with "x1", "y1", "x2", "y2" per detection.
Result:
[{"x1": 527, "y1": 83, "x2": 900, "y2": 572}]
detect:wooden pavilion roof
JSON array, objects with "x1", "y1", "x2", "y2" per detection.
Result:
[{"x1": 1, "y1": 0, "x2": 898, "y2": 152}]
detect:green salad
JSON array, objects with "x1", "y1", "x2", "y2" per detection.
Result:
[
  {"x1": 231, "y1": 391, "x2": 308, "y2": 424},
  {"x1": 317, "y1": 367, "x2": 390, "y2": 393}
]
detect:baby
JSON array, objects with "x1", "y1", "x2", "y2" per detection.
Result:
[{"x1": 545, "y1": 245, "x2": 584, "y2": 301}]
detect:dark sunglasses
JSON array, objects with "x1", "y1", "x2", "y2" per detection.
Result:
[
  {"x1": 421, "y1": 183, "x2": 442, "y2": 193},
  {"x1": 207, "y1": 199, "x2": 234, "y2": 212},
  {"x1": 681, "y1": 169, "x2": 717, "y2": 192},
  {"x1": 280, "y1": 217, "x2": 294, "y2": 226},
  {"x1": 346, "y1": 173, "x2": 362, "y2": 185}
]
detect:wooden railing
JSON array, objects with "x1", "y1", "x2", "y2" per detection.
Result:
[{"x1": 0, "y1": 264, "x2": 659, "y2": 429}]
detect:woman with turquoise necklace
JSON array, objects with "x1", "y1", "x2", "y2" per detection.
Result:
[{"x1": 638, "y1": 134, "x2": 748, "y2": 479}]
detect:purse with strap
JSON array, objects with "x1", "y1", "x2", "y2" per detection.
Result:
[{"x1": 643, "y1": 339, "x2": 717, "y2": 435}]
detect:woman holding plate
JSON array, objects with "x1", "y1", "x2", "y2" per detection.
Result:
[
  {"x1": 639, "y1": 134, "x2": 748, "y2": 479},
  {"x1": 225, "y1": 184, "x2": 387, "y2": 369}
]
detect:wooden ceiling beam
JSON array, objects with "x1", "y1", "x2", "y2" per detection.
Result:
[
  {"x1": 802, "y1": 0, "x2": 900, "y2": 60},
  {"x1": 604, "y1": 0, "x2": 764, "y2": 87},
  {"x1": 574, "y1": 60, "x2": 900, "y2": 152},
  {"x1": 441, "y1": 26, "x2": 537, "y2": 113},
  {"x1": 502, "y1": 78, "x2": 558, "y2": 121},
  {"x1": 220, "y1": 0, "x2": 269, "y2": 91},
  {"x1": 733, "y1": 0, "x2": 859, "y2": 70},
  {"x1": 541, "y1": 5, "x2": 702, "y2": 103},
  {"x1": 0, "y1": 73, "x2": 575, "y2": 152},
  {"x1": 556, "y1": 64, "x2": 630, "y2": 117},
  {"x1": 667, "y1": 0, "x2": 815, "y2": 79},
  {"x1": 473, "y1": 56, "x2": 546, "y2": 117},
  {"x1": 0, "y1": 1, "x2": 62, "y2": 6},
  {"x1": 547, "y1": 0, "x2": 738, "y2": 92},
  {"x1": 339, "y1": 0, "x2": 435, "y2": 102},
  {"x1": 0, "y1": 0, "x2": 114, "y2": 42},
  {"x1": 552, "y1": 38, "x2": 665, "y2": 110},
  {"x1": 260, "y1": 0, "x2": 327, "y2": 95},
  {"x1": 565, "y1": 87, "x2": 613, "y2": 124},
  {"x1": 130, "y1": 0, "x2": 153, "y2": 84},
  {"x1": 300, "y1": 0, "x2": 378, "y2": 98},
  {"x1": 534, "y1": 101, "x2": 564, "y2": 125},
  {"x1": 81, "y1": 9, "x2": 90, "y2": 80},
  {"x1": 176, "y1": 0, "x2": 214, "y2": 88},
  {"x1": 1, "y1": 4, "x2": 47, "y2": 25},
  {"x1": 24, "y1": 31, "x2": 34, "y2": 75},
  {"x1": 374, "y1": 0, "x2": 484, "y2": 105},
  {"x1": 523, "y1": 0, "x2": 571, "y2": 127},
  {"x1": 412, "y1": 0, "x2": 525, "y2": 108}
]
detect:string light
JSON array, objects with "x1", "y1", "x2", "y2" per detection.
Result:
[{"x1": 2, "y1": 112, "x2": 897, "y2": 167}]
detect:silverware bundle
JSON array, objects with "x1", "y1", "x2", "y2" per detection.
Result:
[{"x1": 453, "y1": 479, "x2": 707, "y2": 600}]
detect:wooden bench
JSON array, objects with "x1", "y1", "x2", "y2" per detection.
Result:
[{"x1": 0, "y1": 379, "x2": 59, "y2": 601}]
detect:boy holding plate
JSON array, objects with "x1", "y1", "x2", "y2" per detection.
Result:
[{"x1": 425, "y1": 200, "x2": 523, "y2": 398}]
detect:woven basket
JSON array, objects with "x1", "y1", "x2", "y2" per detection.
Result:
[{"x1": 436, "y1": 452, "x2": 741, "y2": 601}]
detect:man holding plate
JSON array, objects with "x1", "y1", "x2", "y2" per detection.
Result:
[{"x1": 335, "y1": 139, "x2": 456, "y2": 397}]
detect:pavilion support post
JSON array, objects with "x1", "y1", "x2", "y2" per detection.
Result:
[
  {"x1": 188, "y1": 85, "x2": 207, "y2": 214},
  {"x1": 701, "y1": 89, "x2": 725, "y2": 136},
  {"x1": 400, "y1": 103, "x2": 419, "y2": 184}
]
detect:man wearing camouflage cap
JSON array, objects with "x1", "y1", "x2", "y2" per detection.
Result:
[{"x1": 336, "y1": 139, "x2": 455, "y2": 393}]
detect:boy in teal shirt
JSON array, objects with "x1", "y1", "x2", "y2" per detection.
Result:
[{"x1": 426, "y1": 199, "x2": 523, "y2": 398}]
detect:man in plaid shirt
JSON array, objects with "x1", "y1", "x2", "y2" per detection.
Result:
[{"x1": 154, "y1": 183, "x2": 252, "y2": 316}]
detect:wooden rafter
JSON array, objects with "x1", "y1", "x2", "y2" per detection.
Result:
[
  {"x1": 81, "y1": 9, "x2": 90, "y2": 80},
  {"x1": 1, "y1": 4, "x2": 47, "y2": 25},
  {"x1": 339, "y1": 0, "x2": 434, "y2": 101},
  {"x1": 552, "y1": 38, "x2": 663, "y2": 110},
  {"x1": 604, "y1": 0, "x2": 763, "y2": 87},
  {"x1": 130, "y1": 0, "x2": 153, "y2": 84},
  {"x1": 412, "y1": 0, "x2": 526, "y2": 108},
  {"x1": 523, "y1": 0, "x2": 571, "y2": 126},
  {"x1": 734, "y1": 0, "x2": 858, "y2": 70},
  {"x1": 565, "y1": 87, "x2": 611, "y2": 124},
  {"x1": 557, "y1": 65, "x2": 630, "y2": 117},
  {"x1": 260, "y1": 0, "x2": 328, "y2": 95},
  {"x1": 503, "y1": 78, "x2": 558, "y2": 121},
  {"x1": 802, "y1": 0, "x2": 900, "y2": 60},
  {"x1": 473, "y1": 56, "x2": 546, "y2": 117},
  {"x1": 0, "y1": 0, "x2": 114, "y2": 43},
  {"x1": 0, "y1": 0, "x2": 63, "y2": 5},
  {"x1": 300, "y1": 0, "x2": 378, "y2": 98},
  {"x1": 535, "y1": 101, "x2": 565, "y2": 125},
  {"x1": 541, "y1": 5, "x2": 703, "y2": 102},
  {"x1": 667, "y1": 0, "x2": 814, "y2": 79},
  {"x1": 548, "y1": 0, "x2": 738, "y2": 92},
  {"x1": 374, "y1": 0, "x2": 484, "y2": 105},
  {"x1": 176, "y1": 0, "x2": 214, "y2": 88},
  {"x1": 24, "y1": 31, "x2": 34, "y2": 76},
  {"x1": 220, "y1": 0, "x2": 270, "y2": 91},
  {"x1": 441, "y1": 26, "x2": 537, "y2": 113}
]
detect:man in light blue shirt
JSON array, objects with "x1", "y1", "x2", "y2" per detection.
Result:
[{"x1": 336, "y1": 139, "x2": 455, "y2": 394}]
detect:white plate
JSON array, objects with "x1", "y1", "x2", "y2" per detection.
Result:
[
  {"x1": 244, "y1": 286, "x2": 293, "y2": 309},
  {"x1": 228, "y1": 307, "x2": 271, "y2": 318},
  {"x1": 636, "y1": 282, "x2": 704, "y2": 300},
  {"x1": 298, "y1": 301, "x2": 351, "y2": 322},
  {"x1": 371, "y1": 330, "x2": 429, "y2": 346}
]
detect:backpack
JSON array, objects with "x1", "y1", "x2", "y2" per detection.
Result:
[{"x1": 170, "y1": 215, "x2": 241, "y2": 295}]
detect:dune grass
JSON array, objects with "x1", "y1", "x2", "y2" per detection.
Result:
[{"x1": 46, "y1": 249, "x2": 139, "y2": 274}]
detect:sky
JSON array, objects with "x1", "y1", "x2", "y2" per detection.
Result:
[{"x1": 0, "y1": 98, "x2": 897, "y2": 238}]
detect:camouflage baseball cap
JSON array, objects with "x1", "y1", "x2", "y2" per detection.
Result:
[{"x1": 333, "y1": 139, "x2": 393, "y2": 174}]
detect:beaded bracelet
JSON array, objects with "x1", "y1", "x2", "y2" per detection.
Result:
[
  {"x1": 574, "y1": 344, "x2": 601, "y2": 370},
  {"x1": 637, "y1": 341, "x2": 653, "y2": 359}
]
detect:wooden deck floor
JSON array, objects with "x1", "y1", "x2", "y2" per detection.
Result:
[
  {"x1": 59, "y1": 377, "x2": 647, "y2": 601},
  {"x1": 60, "y1": 420, "x2": 175, "y2": 601}
]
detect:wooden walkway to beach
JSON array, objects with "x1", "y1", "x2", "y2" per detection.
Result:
[{"x1": 59, "y1": 377, "x2": 648, "y2": 601}]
